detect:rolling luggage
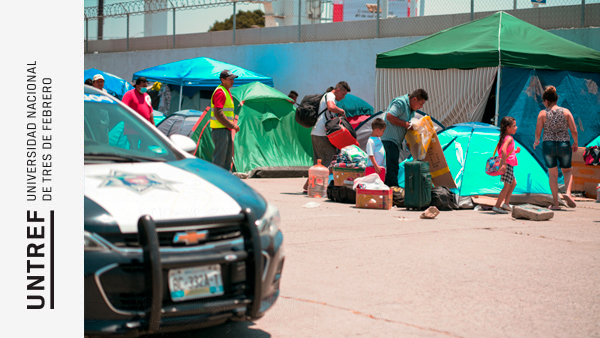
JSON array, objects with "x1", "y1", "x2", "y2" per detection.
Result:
[{"x1": 404, "y1": 160, "x2": 432, "y2": 210}]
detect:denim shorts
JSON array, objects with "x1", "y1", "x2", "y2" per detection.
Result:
[{"x1": 542, "y1": 140, "x2": 572, "y2": 169}]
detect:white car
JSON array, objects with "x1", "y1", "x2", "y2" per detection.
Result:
[{"x1": 83, "y1": 85, "x2": 284, "y2": 337}]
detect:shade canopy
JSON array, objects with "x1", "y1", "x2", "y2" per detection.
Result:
[
  {"x1": 84, "y1": 68, "x2": 134, "y2": 99},
  {"x1": 376, "y1": 12, "x2": 600, "y2": 73},
  {"x1": 132, "y1": 57, "x2": 274, "y2": 89}
]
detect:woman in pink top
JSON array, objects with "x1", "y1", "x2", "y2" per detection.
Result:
[{"x1": 493, "y1": 116, "x2": 521, "y2": 214}]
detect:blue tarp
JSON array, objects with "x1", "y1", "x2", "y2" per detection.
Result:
[
  {"x1": 397, "y1": 122, "x2": 551, "y2": 197},
  {"x1": 499, "y1": 67, "x2": 600, "y2": 170},
  {"x1": 84, "y1": 68, "x2": 133, "y2": 100},
  {"x1": 132, "y1": 57, "x2": 274, "y2": 90}
]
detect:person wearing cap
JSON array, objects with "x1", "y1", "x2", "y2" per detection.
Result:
[
  {"x1": 210, "y1": 69, "x2": 240, "y2": 171},
  {"x1": 121, "y1": 77, "x2": 154, "y2": 125},
  {"x1": 92, "y1": 74, "x2": 106, "y2": 92}
]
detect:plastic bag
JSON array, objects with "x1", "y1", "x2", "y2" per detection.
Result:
[
  {"x1": 352, "y1": 173, "x2": 389, "y2": 191},
  {"x1": 405, "y1": 116, "x2": 435, "y2": 160}
]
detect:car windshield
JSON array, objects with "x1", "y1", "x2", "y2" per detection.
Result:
[{"x1": 84, "y1": 91, "x2": 178, "y2": 163}]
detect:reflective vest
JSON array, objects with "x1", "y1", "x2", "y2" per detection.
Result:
[{"x1": 210, "y1": 85, "x2": 235, "y2": 129}]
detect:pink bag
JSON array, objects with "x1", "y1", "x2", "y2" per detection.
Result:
[{"x1": 485, "y1": 145, "x2": 515, "y2": 176}]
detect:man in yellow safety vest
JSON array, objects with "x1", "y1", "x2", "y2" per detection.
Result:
[{"x1": 210, "y1": 69, "x2": 240, "y2": 171}]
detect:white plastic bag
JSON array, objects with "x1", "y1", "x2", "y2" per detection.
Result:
[{"x1": 352, "y1": 173, "x2": 389, "y2": 191}]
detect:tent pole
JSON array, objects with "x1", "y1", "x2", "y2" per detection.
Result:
[
  {"x1": 179, "y1": 82, "x2": 183, "y2": 111},
  {"x1": 494, "y1": 67, "x2": 501, "y2": 126}
]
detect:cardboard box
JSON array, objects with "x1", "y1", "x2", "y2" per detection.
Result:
[
  {"x1": 406, "y1": 118, "x2": 457, "y2": 189},
  {"x1": 333, "y1": 167, "x2": 365, "y2": 187},
  {"x1": 356, "y1": 188, "x2": 393, "y2": 209},
  {"x1": 572, "y1": 147, "x2": 600, "y2": 198}
]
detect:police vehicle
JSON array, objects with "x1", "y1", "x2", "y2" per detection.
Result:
[{"x1": 84, "y1": 86, "x2": 284, "y2": 336}]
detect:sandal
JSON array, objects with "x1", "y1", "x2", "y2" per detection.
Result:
[
  {"x1": 548, "y1": 205, "x2": 561, "y2": 210},
  {"x1": 562, "y1": 194, "x2": 577, "y2": 208}
]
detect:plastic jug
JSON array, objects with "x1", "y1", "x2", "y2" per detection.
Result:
[{"x1": 308, "y1": 159, "x2": 329, "y2": 198}]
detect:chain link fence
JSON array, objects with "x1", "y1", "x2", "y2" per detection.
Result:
[{"x1": 85, "y1": 0, "x2": 600, "y2": 52}]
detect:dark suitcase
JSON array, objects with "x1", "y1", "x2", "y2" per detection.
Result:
[{"x1": 404, "y1": 160, "x2": 432, "y2": 210}]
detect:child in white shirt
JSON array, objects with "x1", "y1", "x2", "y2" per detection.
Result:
[{"x1": 365, "y1": 118, "x2": 387, "y2": 182}]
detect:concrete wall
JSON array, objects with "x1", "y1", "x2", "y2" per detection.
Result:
[
  {"x1": 85, "y1": 35, "x2": 423, "y2": 108},
  {"x1": 85, "y1": 2, "x2": 600, "y2": 108},
  {"x1": 86, "y1": 4, "x2": 600, "y2": 53},
  {"x1": 84, "y1": 25, "x2": 600, "y2": 108}
]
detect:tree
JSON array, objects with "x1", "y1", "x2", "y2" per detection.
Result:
[{"x1": 209, "y1": 10, "x2": 265, "y2": 31}]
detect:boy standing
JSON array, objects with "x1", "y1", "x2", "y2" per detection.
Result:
[{"x1": 365, "y1": 118, "x2": 387, "y2": 182}]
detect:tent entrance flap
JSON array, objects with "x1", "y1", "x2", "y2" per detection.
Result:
[{"x1": 375, "y1": 67, "x2": 498, "y2": 126}]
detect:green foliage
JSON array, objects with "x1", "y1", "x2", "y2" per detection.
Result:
[{"x1": 209, "y1": 10, "x2": 265, "y2": 32}]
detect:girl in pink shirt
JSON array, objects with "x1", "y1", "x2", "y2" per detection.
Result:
[{"x1": 493, "y1": 116, "x2": 521, "y2": 214}]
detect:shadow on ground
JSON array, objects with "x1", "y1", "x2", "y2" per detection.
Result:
[{"x1": 144, "y1": 321, "x2": 270, "y2": 338}]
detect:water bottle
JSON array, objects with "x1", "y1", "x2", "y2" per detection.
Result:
[{"x1": 308, "y1": 159, "x2": 329, "y2": 198}]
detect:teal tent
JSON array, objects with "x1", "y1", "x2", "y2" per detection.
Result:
[
  {"x1": 586, "y1": 134, "x2": 600, "y2": 147},
  {"x1": 336, "y1": 93, "x2": 374, "y2": 118},
  {"x1": 397, "y1": 123, "x2": 560, "y2": 206},
  {"x1": 231, "y1": 82, "x2": 313, "y2": 173}
]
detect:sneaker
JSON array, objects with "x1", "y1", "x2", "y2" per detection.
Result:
[
  {"x1": 493, "y1": 207, "x2": 508, "y2": 214},
  {"x1": 501, "y1": 204, "x2": 512, "y2": 211}
]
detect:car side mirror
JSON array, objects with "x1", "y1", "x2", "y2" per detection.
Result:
[{"x1": 169, "y1": 134, "x2": 197, "y2": 154}]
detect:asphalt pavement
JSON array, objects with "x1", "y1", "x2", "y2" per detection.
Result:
[{"x1": 190, "y1": 177, "x2": 600, "y2": 338}]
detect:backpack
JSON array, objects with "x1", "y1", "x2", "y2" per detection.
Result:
[
  {"x1": 584, "y1": 146, "x2": 600, "y2": 166},
  {"x1": 430, "y1": 186, "x2": 459, "y2": 211},
  {"x1": 295, "y1": 94, "x2": 327, "y2": 128}
]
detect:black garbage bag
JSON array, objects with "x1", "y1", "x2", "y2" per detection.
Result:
[
  {"x1": 326, "y1": 181, "x2": 356, "y2": 204},
  {"x1": 430, "y1": 186, "x2": 458, "y2": 211}
]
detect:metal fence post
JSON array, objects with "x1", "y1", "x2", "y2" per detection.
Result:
[
  {"x1": 233, "y1": 1, "x2": 237, "y2": 45},
  {"x1": 85, "y1": 17, "x2": 89, "y2": 54},
  {"x1": 513, "y1": 0, "x2": 517, "y2": 10},
  {"x1": 581, "y1": 0, "x2": 586, "y2": 28},
  {"x1": 168, "y1": 0, "x2": 175, "y2": 48},
  {"x1": 120, "y1": 4, "x2": 129, "y2": 51},
  {"x1": 127, "y1": 14, "x2": 130, "y2": 51},
  {"x1": 377, "y1": 0, "x2": 380, "y2": 38},
  {"x1": 470, "y1": 0, "x2": 474, "y2": 21},
  {"x1": 298, "y1": 0, "x2": 301, "y2": 42},
  {"x1": 173, "y1": 8, "x2": 176, "y2": 48}
]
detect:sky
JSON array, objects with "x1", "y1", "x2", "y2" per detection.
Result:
[{"x1": 84, "y1": 0, "x2": 597, "y2": 40}]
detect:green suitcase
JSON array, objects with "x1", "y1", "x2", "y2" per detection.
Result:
[{"x1": 404, "y1": 160, "x2": 432, "y2": 210}]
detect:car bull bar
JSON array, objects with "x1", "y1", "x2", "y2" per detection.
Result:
[{"x1": 137, "y1": 208, "x2": 262, "y2": 334}]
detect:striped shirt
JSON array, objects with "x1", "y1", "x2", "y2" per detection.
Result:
[{"x1": 380, "y1": 94, "x2": 415, "y2": 147}]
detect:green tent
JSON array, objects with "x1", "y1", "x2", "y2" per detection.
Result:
[
  {"x1": 375, "y1": 11, "x2": 600, "y2": 127},
  {"x1": 376, "y1": 12, "x2": 600, "y2": 72},
  {"x1": 230, "y1": 82, "x2": 313, "y2": 173}
]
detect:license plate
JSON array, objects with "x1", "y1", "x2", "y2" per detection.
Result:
[{"x1": 168, "y1": 265, "x2": 224, "y2": 302}]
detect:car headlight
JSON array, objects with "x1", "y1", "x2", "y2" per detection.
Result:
[
  {"x1": 255, "y1": 203, "x2": 280, "y2": 236},
  {"x1": 84, "y1": 231, "x2": 110, "y2": 251}
]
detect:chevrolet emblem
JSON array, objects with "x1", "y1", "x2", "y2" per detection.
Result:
[{"x1": 173, "y1": 230, "x2": 208, "y2": 245}]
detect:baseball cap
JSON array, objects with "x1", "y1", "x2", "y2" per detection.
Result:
[
  {"x1": 92, "y1": 74, "x2": 104, "y2": 82},
  {"x1": 220, "y1": 70, "x2": 238, "y2": 80},
  {"x1": 135, "y1": 77, "x2": 148, "y2": 85}
]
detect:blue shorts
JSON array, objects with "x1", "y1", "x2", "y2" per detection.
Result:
[{"x1": 542, "y1": 140, "x2": 572, "y2": 169}]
